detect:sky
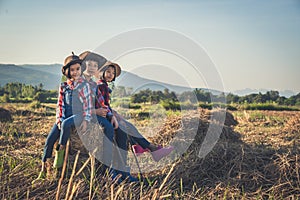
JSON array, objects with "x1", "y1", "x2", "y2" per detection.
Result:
[{"x1": 0, "y1": 0, "x2": 299, "y2": 94}]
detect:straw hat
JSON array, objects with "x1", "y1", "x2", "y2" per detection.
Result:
[
  {"x1": 61, "y1": 52, "x2": 82, "y2": 77},
  {"x1": 79, "y1": 51, "x2": 107, "y2": 71},
  {"x1": 99, "y1": 61, "x2": 121, "y2": 79}
]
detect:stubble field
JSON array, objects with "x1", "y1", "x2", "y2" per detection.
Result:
[{"x1": 0, "y1": 103, "x2": 299, "y2": 199}]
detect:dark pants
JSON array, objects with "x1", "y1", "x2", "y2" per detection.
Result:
[
  {"x1": 113, "y1": 121, "x2": 151, "y2": 171},
  {"x1": 96, "y1": 116, "x2": 114, "y2": 167},
  {"x1": 118, "y1": 119, "x2": 151, "y2": 149}
]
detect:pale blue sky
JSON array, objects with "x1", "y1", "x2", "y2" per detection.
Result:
[{"x1": 0, "y1": 0, "x2": 299, "y2": 93}]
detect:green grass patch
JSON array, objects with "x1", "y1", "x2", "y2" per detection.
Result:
[{"x1": 239, "y1": 103, "x2": 299, "y2": 111}]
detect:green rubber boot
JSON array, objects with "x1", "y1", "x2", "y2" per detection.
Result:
[
  {"x1": 53, "y1": 149, "x2": 65, "y2": 169},
  {"x1": 31, "y1": 171, "x2": 46, "y2": 184}
]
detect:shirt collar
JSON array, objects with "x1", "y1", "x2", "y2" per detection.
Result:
[
  {"x1": 96, "y1": 79, "x2": 108, "y2": 85},
  {"x1": 67, "y1": 77, "x2": 84, "y2": 86}
]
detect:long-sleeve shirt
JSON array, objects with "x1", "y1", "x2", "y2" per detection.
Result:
[
  {"x1": 96, "y1": 79, "x2": 112, "y2": 114},
  {"x1": 56, "y1": 77, "x2": 93, "y2": 124}
]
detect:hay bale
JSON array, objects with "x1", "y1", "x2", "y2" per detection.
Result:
[
  {"x1": 0, "y1": 107, "x2": 13, "y2": 122},
  {"x1": 210, "y1": 110, "x2": 238, "y2": 127},
  {"x1": 69, "y1": 122, "x2": 104, "y2": 158},
  {"x1": 224, "y1": 111, "x2": 238, "y2": 126}
]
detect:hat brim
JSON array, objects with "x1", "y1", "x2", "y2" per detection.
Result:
[
  {"x1": 80, "y1": 51, "x2": 107, "y2": 69},
  {"x1": 100, "y1": 61, "x2": 121, "y2": 77},
  {"x1": 63, "y1": 59, "x2": 82, "y2": 70}
]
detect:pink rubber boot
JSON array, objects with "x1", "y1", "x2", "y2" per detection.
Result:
[
  {"x1": 132, "y1": 144, "x2": 149, "y2": 156},
  {"x1": 151, "y1": 146, "x2": 174, "y2": 162}
]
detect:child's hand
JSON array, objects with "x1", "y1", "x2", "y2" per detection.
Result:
[
  {"x1": 57, "y1": 123, "x2": 61, "y2": 130},
  {"x1": 111, "y1": 116, "x2": 119, "y2": 130},
  {"x1": 95, "y1": 108, "x2": 108, "y2": 117}
]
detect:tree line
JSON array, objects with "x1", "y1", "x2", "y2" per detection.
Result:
[
  {"x1": 1, "y1": 82, "x2": 300, "y2": 107},
  {"x1": 130, "y1": 88, "x2": 300, "y2": 107},
  {"x1": 0, "y1": 82, "x2": 57, "y2": 103}
]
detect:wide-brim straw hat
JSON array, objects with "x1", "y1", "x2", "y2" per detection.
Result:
[
  {"x1": 79, "y1": 51, "x2": 107, "y2": 71},
  {"x1": 62, "y1": 52, "x2": 82, "y2": 75},
  {"x1": 99, "y1": 61, "x2": 121, "y2": 78}
]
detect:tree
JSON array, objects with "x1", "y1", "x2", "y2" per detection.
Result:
[
  {"x1": 33, "y1": 91, "x2": 47, "y2": 103},
  {"x1": 226, "y1": 93, "x2": 239, "y2": 104},
  {"x1": 266, "y1": 90, "x2": 280, "y2": 102},
  {"x1": 1, "y1": 93, "x2": 10, "y2": 103},
  {"x1": 194, "y1": 89, "x2": 211, "y2": 103},
  {"x1": 38, "y1": 83, "x2": 44, "y2": 91}
]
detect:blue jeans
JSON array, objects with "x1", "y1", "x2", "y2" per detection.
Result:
[
  {"x1": 96, "y1": 116, "x2": 114, "y2": 167},
  {"x1": 114, "y1": 127, "x2": 129, "y2": 171},
  {"x1": 42, "y1": 114, "x2": 82, "y2": 162}
]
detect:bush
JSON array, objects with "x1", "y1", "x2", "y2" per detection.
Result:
[
  {"x1": 1, "y1": 94, "x2": 10, "y2": 103},
  {"x1": 33, "y1": 91, "x2": 47, "y2": 103},
  {"x1": 0, "y1": 107, "x2": 13, "y2": 122},
  {"x1": 160, "y1": 100, "x2": 181, "y2": 111},
  {"x1": 128, "y1": 104, "x2": 141, "y2": 109},
  {"x1": 29, "y1": 101, "x2": 41, "y2": 109},
  {"x1": 240, "y1": 103, "x2": 299, "y2": 111}
]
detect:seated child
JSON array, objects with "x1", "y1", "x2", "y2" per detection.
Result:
[{"x1": 33, "y1": 52, "x2": 93, "y2": 182}]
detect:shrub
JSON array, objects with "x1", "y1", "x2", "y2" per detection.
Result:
[
  {"x1": 1, "y1": 94, "x2": 10, "y2": 103},
  {"x1": 160, "y1": 100, "x2": 181, "y2": 111},
  {"x1": 29, "y1": 101, "x2": 41, "y2": 109},
  {"x1": 240, "y1": 103, "x2": 299, "y2": 111}
]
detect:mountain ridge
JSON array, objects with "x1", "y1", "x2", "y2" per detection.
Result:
[{"x1": 0, "y1": 64, "x2": 296, "y2": 97}]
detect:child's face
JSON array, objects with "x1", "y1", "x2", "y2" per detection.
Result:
[
  {"x1": 104, "y1": 66, "x2": 115, "y2": 82},
  {"x1": 84, "y1": 60, "x2": 98, "y2": 76},
  {"x1": 69, "y1": 63, "x2": 81, "y2": 81}
]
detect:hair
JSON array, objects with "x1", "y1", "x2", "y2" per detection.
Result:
[
  {"x1": 64, "y1": 63, "x2": 81, "y2": 79},
  {"x1": 81, "y1": 59, "x2": 100, "y2": 73},
  {"x1": 66, "y1": 68, "x2": 71, "y2": 79},
  {"x1": 102, "y1": 65, "x2": 116, "y2": 81}
]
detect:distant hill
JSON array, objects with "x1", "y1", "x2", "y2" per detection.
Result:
[
  {"x1": 0, "y1": 64, "x2": 62, "y2": 90},
  {"x1": 233, "y1": 88, "x2": 296, "y2": 98},
  {"x1": 20, "y1": 64, "x2": 62, "y2": 76},
  {"x1": 117, "y1": 71, "x2": 192, "y2": 93},
  {"x1": 116, "y1": 72, "x2": 224, "y2": 95},
  {"x1": 1, "y1": 64, "x2": 296, "y2": 97},
  {"x1": 0, "y1": 64, "x2": 222, "y2": 95}
]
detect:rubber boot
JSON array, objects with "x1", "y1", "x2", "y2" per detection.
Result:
[
  {"x1": 31, "y1": 171, "x2": 46, "y2": 184},
  {"x1": 53, "y1": 149, "x2": 65, "y2": 168},
  {"x1": 132, "y1": 144, "x2": 149, "y2": 156},
  {"x1": 151, "y1": 146, "x2": 174, "y2": 162}
]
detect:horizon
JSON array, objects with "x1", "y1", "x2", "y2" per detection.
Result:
[
  {"x1": 0, "y1": 63, "x2": 298, "y2": 97},
  {"x1": 0, "y1": 0, "x2": 299, "y2": 93}
]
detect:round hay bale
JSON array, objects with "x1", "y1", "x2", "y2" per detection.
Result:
[
  {"x1": 69, "y1": 122, "x2": 104, "y2": 158},
  {"x1": 210, "y1": 110, "x2": 238, "y2": 127},
  {"x1": 224, "y1": 111, "x2": 238, "y2": 126},
  {"x1": 0, "y1": 107, "x2": 13, "y2": 122}
]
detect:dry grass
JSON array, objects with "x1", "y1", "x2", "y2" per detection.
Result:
[{"x1": 0, "y1": 103, "x2": 300, "y2": 199}]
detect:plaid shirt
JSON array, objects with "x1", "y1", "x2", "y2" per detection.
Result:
[
  {"x1": 56, "y1": 77, "x2": 93, "y2": 124},
  {"x1": 96, "y1": 79, "x2": 112, "y2": 113}
]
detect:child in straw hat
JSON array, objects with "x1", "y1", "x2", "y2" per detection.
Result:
[
  {"x1": 79, "y1": 51, "x2": 117, "y2": 175},
  {"x1": 33, "y1": 52, "x2": 93, "y2": 182},
  {"x1": 80, "y1": 51, "x2": 140, "y2": 183},
  {"x1": 96, "y1": 60, "x2": 174, "y2": 182}
]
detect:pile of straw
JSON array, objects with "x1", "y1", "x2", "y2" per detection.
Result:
[
  {"x1": 0, "y1": 107, "x2": 12, "y2": 122},
  {"x1": 148, "y1": 109, "x2": 300, "y2": 198}
]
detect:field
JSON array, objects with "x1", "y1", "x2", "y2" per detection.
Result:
[{"x1": 0, "y1": 103, "x2": 299, "y2": 199}]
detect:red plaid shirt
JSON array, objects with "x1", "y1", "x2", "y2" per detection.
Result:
[
  {"x1": 96, "y1": 79, "x2": 112, "y2": 113},
  {"x1": 56, "y1": 77, "x2": 93, "y2": 124}
]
